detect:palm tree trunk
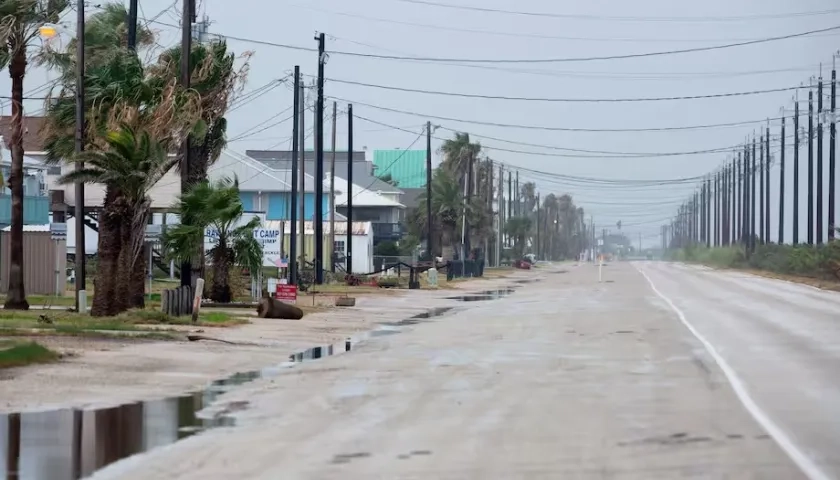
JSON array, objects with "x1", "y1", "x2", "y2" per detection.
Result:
[
  {"x1": 129, "y1": 246, "x2": 146, "y2": 309},
  {"x1": 115, "y1": 210, "x2": 133, "y2": 313},
  {"x1": 209, "y1": 246, "x2": 232, "y2": 303},
  {"x1": 91, "y1": 189, "x2": 124, "y2": 316},
  {"x1": 4, "y1": 43, "x2": 29, "y2": 310}
]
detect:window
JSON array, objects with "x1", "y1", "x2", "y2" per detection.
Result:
[{"x1": 333, "y1": 240, "x2": 346, "y2": 253}]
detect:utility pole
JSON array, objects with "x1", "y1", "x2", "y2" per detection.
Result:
[
  {"x1": 829, "y1": 63, "x2": 837, "y2": 240},
  {"x1": 514, "y1": 170, "x2": 520, "y2": 216},
  {"x1": 731, "y1": 158, "x2": 737, "y2": 243},
  {"x1": 74, "y1": 0, "x2": 86, "y2": 312},
  {"x1": 751, "y1": 136, "x2": 757, "y2": 253},
  {"x1": 714, "y1": 171, "x2": 719, "y2": 246},
  {"x1": 736, "y1": 155, "x2": 741, "y2": 243},
  {"x1": 723, "y1": 167, "x2": 728, "y2": 245},
  {"x1": 497, "y1": 163, "x2": 503, "y2": 266},
  {"x1": 765, "y1": 126, "x2": 771, "y2": 243},
  {"x1": 289, "y1": 66, "x2": 300, "y2": 285},
  {"x1": 179, "y1": 0, "x2": 193, "y2": 288},
  {"x1": 346, "y1": 104, "x2": 354, "y2": 274},
  {"x1": 425, "y1": 121, "x2": 433, "y2": 259},
  {"x1": 127, "y1": 0, "x2": 138, "y2": 49},
  {"x1": 464, "y1": 149, "x2": 474, "y2": 256},
  {"x1": 329, "y1": 101, "x2": 336, "y2": 272},
  {"x1": 794, "y1": 100, "x2": 800, "y2": 244},
  {"x1": 535, "y1": 193, "x2": 540, "y2": 259},
  {"x1": 487, "y1": 160, "x2": 493, "y2": 265},
  {"x1": 817, "y1": 78, "x2": 825, "y2": 244},
  {"x1": 313, "y1": 32, "x2": 326, "y2": 284},
  {"x1": 507, "y1": 170, "x2": 512, "y2": 222},
  {"x1": 706, "y1": 175, "x2": 712, "y2": 247},
  {"x1": 742, "y1": 143, "x2": 749, "y2": 248},
  {"x1": 759, "y1": 134, "x2": 765, "y2": 244},
  {"x1": 779, "y1": 116, "x2": 786, "y2": 244},
  {"x1": 299, "y1": 80, "x2": 306, "y2": 264},
  {"x1": 808, "y1": 89, "x2": 815, "y2": 245}
]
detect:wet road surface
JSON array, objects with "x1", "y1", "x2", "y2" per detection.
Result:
[{"x1": 85, "y1": 262, "x2": 837, "y2": 479}]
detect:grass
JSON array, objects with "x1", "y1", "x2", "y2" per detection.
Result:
[
  {"x1": 0, "y1": 341, "x2": 59, "y2": 369},
  {"x1": 0, "y1": 309, "x2": 247, "y2": 337}
]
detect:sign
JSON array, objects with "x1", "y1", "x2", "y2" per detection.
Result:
[
  {"x1": 49, "y1": 222, "x2": 67, "y2": 240},
  {"x1": 275, "y1": 284, "x2": 297, "y2": 303},
  {"x1": 253, "y1": 228, "x2": 282, "y2": 256},
  {"x1": 145, "y1": 224, "x2": 162, "y2": 242}
]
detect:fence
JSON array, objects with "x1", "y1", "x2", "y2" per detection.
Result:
[{"x1": 0, "y1": 230, "x2": 67, "y2": 295}]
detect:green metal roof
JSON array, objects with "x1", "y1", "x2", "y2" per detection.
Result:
[{"x1": 372, "y1": 150, "x2": 427, "y2": 188}]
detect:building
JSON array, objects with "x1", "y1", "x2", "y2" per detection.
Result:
[
  {"x1": 332, "y1": 177, "x2": 405, "y2": 245},
  {"x1": 259, "y1": 220, "x2": 374, "y2": 274},
  {"x1": 372, "y1": 150, "x2": 427, "y2": 188},
  {"x1": 0, "y1": 123, "x2": 51, "y2": 228},
  {"x1": 247, "y1": 150, "x2": 407, "y2": 244},
  {"x1": 211, "y1": 150, "x2": 332, "y2": 221}
]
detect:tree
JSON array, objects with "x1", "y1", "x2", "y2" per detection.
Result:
[
  {"x1": 505, "y1": 216, "x2": 532, "y2": 259},
  {"x1": 414, "y1": 168, "x2": 464, "y2": 256},
  {"x1": 59, "y1": 126, "x2": 172, "y2": 315},
  {"x1": 162, "y1": 177, "x2": 262, "y2": 303},
  {"x1": 0, "y1": 0, "x2": 68, "y2": 309}
]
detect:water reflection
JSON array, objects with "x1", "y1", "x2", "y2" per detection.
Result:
[
  {"x1": 0, "y1": 306, "x2": 451, "y2": 479},
  {"x1": 0, "y1": 393, "x2": 225, "y2": 480}
]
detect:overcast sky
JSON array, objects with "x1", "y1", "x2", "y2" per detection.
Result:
[{"x1": 3, "y1": 0, "x2": 839, "y2": 247}]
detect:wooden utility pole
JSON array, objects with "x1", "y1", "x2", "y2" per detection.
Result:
[
  {"x1": 329, "y1": 101, "x2": 337, "y2": 272},
  {"x1": 425, "y1": 121, "x2": 433, "y2": 258},
  {"x1": 179, "y1": 0, "x2": 194, "y2": 288},
  {"x1": 299, "y1": 81, "x2": 306, "y2": 263},
  {"x1": 289, "y1": 66, "x2": 300, "y2": 285},
  {"x1": 72, "y1": 0, "x2": 87, "y2": 311}
]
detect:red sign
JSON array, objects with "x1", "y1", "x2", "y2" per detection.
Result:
[{"x1": 275, "y1": 284, "x2": 298, "y2": 303}]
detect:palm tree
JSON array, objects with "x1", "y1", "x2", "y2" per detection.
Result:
[
  {"x1": 415, "y1": 168, "x2": 464, "y2": 257},
  {"x1": 0, "y1": 0, "x2": 68, "y2": 309},
  {"x1": 162, "y1": 177, "x2": 262, "y2": 303},
  {"x1": 59, "y1": 126, "x2": 173, "y2": 315},
  {"x1": 149, "y1": 40, "x2": 241, "y2": 185}
]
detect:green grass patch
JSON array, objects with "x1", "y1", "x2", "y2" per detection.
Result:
[
  {"x1": 0, "y1": 341, "x2": 59, "y2": 369},
  {"x1": 0, "y1": 309, "x2": 246, "y2": 337}
]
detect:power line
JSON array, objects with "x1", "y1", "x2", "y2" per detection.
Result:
[
  {"x1": 150, "y1": 19, "x2": 840, "y2": 64},
  {"x1": 285, "y1": 3, "x2": 840, "y2": 43},
  {"x1": 320, "y1": 76, "x2": 803, "y2": 103},
  {"x1": 392, "y1": 0, "x2": 840, "y2": 23},
  {"x1": 353, "y1": 111, "x2": 792, "y2": 159},
  {"x1": 331, "y1": 95, "x2": 797, "y2": 133}
]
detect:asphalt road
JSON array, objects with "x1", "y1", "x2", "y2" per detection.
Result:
[
  {"x1": 636, "y1": 261, "x2": 840, "y2": 480},
  {"x1": 89, "y1": 262, "x2": 839, "y2": 479}
]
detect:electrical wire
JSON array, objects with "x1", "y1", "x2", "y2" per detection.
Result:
[
  {"x1": 391, "y1": 0, "x2": 840, "y2": 23},
  {"x1": 322, "y1": 76, "x2": 804, "y2": 103},
  {"x1": 150, "y1": 20, "x2": 840, "y2": 64},
  {"x1": 284, "y1": 3, "x2": 840, "y2": 43},
  {"x1": 353, "y1": 111, "x2": 793, "y2": 159},
  {"x1": 333, "y1": 96, "x2": 795, "y2": 133}
]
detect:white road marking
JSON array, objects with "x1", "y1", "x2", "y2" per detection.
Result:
[{"x1": 633, "y1": 262, "x2": 831, "y2": 480}]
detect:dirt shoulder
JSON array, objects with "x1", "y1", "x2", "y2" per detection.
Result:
[{"x1": 0, "y1": 271, "x2": 526, "y2": 414}]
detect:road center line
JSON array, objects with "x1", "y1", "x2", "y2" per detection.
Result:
[{"x1": 633, "y1": 262, "x2": 830, "y2": 480}]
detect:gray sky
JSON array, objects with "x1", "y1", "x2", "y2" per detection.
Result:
[{"x1": 4, "y1": 0, "x2": 839, "y2": 246}]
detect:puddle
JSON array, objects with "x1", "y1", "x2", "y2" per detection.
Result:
[
  {"x1": 448, "y1": 288, "x2": 515, "y2": 302},
  {"x1": 0, "y1": 305, "x2": 453, "y2": 480},
  {"x1": 381, "y1": 307, "x2": 453, "y2": 326}
]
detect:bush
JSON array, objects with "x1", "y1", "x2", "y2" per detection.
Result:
[{"x1": 671, "y1": 241, "x2": 840, "y2": 281}]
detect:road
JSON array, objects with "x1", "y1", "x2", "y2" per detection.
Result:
[{"x1": 89, "y1": 262, "x2": 839, "y2": 480}]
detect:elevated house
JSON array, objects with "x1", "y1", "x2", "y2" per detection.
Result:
[{"x1": 246, "y1": 150, "x2": 406, "y2": 245}]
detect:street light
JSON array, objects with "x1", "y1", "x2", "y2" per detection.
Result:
[{"x1": 38, "y1": 24, "x2": 59, "y2": 39}]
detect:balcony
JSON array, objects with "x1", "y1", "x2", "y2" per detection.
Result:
[
  {"x1": 372, "y1": 222, "x2": 404, "y2": 244},
  {"x1": 0, "y1": 195, "x2": 50, "y2": 226}
]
